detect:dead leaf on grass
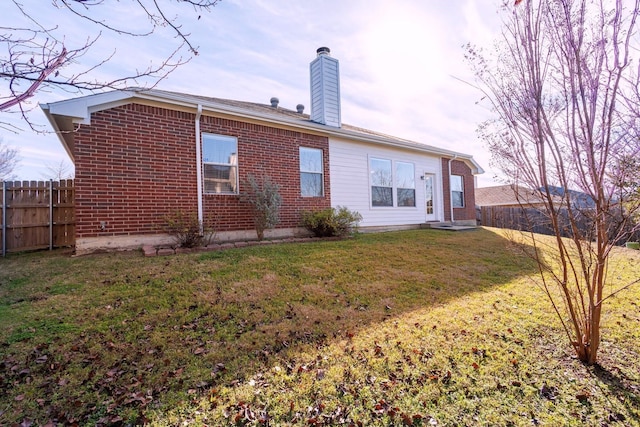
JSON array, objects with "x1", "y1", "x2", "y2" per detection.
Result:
[
  {"x1": 576, "y1": 390, "x2": 591, "y2": 401},
  {"x1": 540, "y1": 384, "x2": 558, "y2": 401},
  {"x1": 374, "y1": 342, "x2": 384, "y2": 357}
]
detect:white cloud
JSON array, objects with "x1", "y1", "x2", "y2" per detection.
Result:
[{"x1": 3, "y1": 0, "x2": 505, "y2": 186}]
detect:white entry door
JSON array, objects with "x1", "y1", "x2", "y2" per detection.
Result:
[{"x1": 424, "y1": 174, "x2": 436, "y2": 221}]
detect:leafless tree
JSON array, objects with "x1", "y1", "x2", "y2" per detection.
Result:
[
  {"x1": 0, "y1": 138, "x2": 19, "y2": 180},
  {"x1": 41, "y1": 159, "x2": 74, "y2": 180},
  {"x1": 466, "y1": 0, "x2": 640, "y2": 364},
  {"x1": 1, "y1": 0, "x2": 219, "y2": 131}
]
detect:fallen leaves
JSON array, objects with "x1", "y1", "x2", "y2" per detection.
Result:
[
  {"x1": 539, "y1": 383, "x2": 558, "y2": 401},
  {"x1": 2, "y1": 229, "x2": 638, "y2": 425},
  {"x1": 576, "y1": 390, "x2": 591, "y2": 402}
]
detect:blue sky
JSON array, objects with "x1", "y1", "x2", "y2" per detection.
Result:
[{"x1": 3, "y1": 0, "x2": 504, "y2": 186}]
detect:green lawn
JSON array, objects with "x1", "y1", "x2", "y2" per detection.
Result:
[{"x1": 0, "y1": 228, "x2": 638, "y2": 426}]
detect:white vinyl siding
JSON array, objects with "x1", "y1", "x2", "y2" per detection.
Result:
[
  {"x1": 310, "y1": 53, "x2": 341, "y2": 127},
  {"x1": 330, "y1": 137, "x2": 443, "y2": 227}
]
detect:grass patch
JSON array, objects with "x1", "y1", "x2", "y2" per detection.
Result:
[{"x1": 0, "y1": 228, "x2": 638, "y2": 426}]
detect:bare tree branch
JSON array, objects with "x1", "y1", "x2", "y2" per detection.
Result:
[
  {"x1": 0, "y1": 46, "x2": 67, "y2": 111},
  {"x1": 1, "y1": 0, "x2": 220, "y2": 130},
  {"x1": 467, "y1": 0, "x2": 640, "y2": 364},
  {"x1": 40, "y1": 158, "x2": 74, "y2": 180},
  {"x1": 0, "y1": 138, "x2": 19, "y2": 180}
]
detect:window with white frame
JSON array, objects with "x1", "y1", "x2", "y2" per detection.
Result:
[
  {"x1": 299, "y1": 147, "x2": 323, "y2": 197},
  {"x1": 395, "y1": 161, "x2": 416, "y2": 207},
  {"x1": 370, "y1": 158, "x2": 393, "y2": 206},
  {"x1": 202, "y1": 133, "x2": 238, "y2": 194},
  {"x1": 451, "y1": 174, "x2": 464, "y2": 208}
]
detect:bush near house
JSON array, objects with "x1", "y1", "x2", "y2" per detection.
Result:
[
  {"x1": 240, "y1": 174, "x2": 282, "y2": 241},
  {"x1": 301, "y1": 206, "x2": 362, "y2": 237},
  {"x1": 163, "y1": 211, "x2": 215, "y2": 248}
]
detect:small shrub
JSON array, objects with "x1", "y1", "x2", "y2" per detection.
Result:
[
  {"x1": 301, "y1": 206, "x2": 362, "y2": 237},
  {"x1": 240, "y1": 174, "x2": 282, "y2": 240},
  {"x1": 164, "y1": 211, "x2": 215, "y2": 248}
]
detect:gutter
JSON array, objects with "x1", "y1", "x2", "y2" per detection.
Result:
[{"x1": 195, "y1": 104, "x2": 203, "y2": 233}]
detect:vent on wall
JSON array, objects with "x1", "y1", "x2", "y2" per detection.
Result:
[{"x1": 309, "y1": 47, "x2": 341, "y2": 128}]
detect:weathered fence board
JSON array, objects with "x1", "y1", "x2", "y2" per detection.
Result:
[
  {"x1": 1, "y1": 180, "x2": 75, "y2": 255},
  {"x1": 479, "y1": 205, "x2": 592, "y2": 238},
  {"x1": 480, "y1": 206, "x2": 554, "y2": 235}
]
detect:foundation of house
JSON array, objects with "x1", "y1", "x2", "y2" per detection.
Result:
[
  {"x1": 420, "y1": 221, "x2": 478, "y2": 231},
  {"x1": 75, "y1": 227, "x2": 312, "y2": 255}
]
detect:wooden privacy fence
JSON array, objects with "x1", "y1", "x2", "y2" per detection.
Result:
[
  {"x1": 479, "y1": 205, "x2": 592, "y2": 238},
  {"x1": 479, "y1": 206, "x2": 554, "y2": 235},
  {"x1": 1, "y1": 180, "x2": 75, "y2": 256}
]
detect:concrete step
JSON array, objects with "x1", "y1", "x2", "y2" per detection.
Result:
[{"x1": 421, "y1": 222, "x2": 478, "y2": 231}]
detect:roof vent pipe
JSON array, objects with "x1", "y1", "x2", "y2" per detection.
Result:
[
  {"x1": 296, "y1": 104, "x2": 304, "y2": 114},
  {"x1": 270, "y1": 97, "x2": 279, "y2": 108}
]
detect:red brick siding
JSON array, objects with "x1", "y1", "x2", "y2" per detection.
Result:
[
  {"x1": 441, "y1": 158, "x2": 476, "y2": 221},
  {"x1": 73, "y1": 103, "x2": 330, "y2": 239},
  {"x1": 199, "y1": 115, "x2": 330, "y2": 231}
]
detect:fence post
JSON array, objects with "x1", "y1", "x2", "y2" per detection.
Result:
[
  {"x1": 49, "y1": 179, "x2": 53, "y2": 251},
  {"x1": 2, "y1": 181, "x2": 6, "y2": 257}
]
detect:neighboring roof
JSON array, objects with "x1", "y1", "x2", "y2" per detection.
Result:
[
  {"x1": 543, "y1": 186, "x2": 596, "y2": 209},
  {"x1": 40, "y1": 88, "x2": 484, "y2": 174},
  {"x1": 475, "y1": 184, "x2": 548, "y2": 207}
]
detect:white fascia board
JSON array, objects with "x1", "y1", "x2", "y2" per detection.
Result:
[
  {"x1": 42, "y1": 90, "x2": 136, "y2": 124},
  {"x1": 40, "y1": 103, "x2": 61, "y2": 133},
  {"x1": 39, "y1": 103, "x2": 75, "y2": 162}
]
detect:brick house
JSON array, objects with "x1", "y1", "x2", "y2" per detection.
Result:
[{"x1": 42, "y1": 48, "x2": 483, "y2": 254}]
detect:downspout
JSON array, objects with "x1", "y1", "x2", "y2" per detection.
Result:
[
  {"x1": 2, "y1": 181, "x2": 6, "y2": 257},
  {"x1": 195, "y1": 104, "x2": 204, "y2": 234},
  {"x1": 49, "y1": 179, "x2": 53, "y2": 251},
  {"x1": 448, "y1": 155, "x2": 458, "y2": 223}
]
